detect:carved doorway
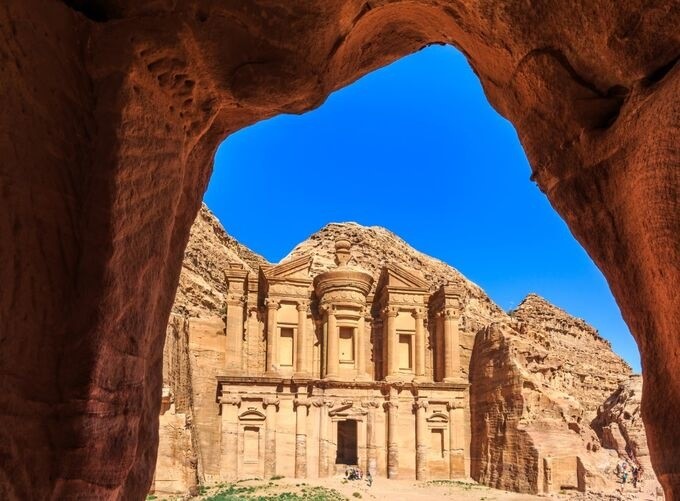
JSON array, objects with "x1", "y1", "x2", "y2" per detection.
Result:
[{"x1": 336, "y1": 420, "x2": 358, "y2": 465}]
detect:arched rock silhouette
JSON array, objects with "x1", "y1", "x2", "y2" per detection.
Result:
[{"x1": 0, "y1": 1, "x2": 678, "y2": 499}]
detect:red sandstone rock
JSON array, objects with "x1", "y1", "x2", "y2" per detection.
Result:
[{"x1": 1, "y1": 1, "x2": 678, "y2": 499}]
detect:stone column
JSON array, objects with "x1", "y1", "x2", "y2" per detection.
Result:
[
  {"x1": 356, "y1": 308, "x2": 367, "y2": 379},
  {"x1": 263, "y1": 397, "x2": 279, "y2": 479},
  {"x1": 362, "y1": 400, "x2": 379, "y2": 476},
  {"x1": 314, "y1": 398, "x2": 334, "y2": 477},
  {"x1": 225, "y1": 294, "x2": 245, "y2": 372},
  {"x1": 220, "y1": 394, "x2": 241, "y2": 481},
  {"x1": 443, "y1": 308, "x2": 461, "y2": 382},
  {"x1": 384, "y1": 307, "x2": 399, "y2": 379},
  {"x1": 265, "y1": 299, "x2": 280, "y2": 374},
  {"x1": 384, "y1": 400, "x2": 399, "y2": 479},
  {"x1": 326, "y1": 306, "x2": 339, "y2": 378},
  {"x1": 294, "y1": 301, "x2": 309, "y2": 377},
  {"x1": 414, "y1": 399, "x2": 429, "y2": 480},
  {"x1": 413, "y1": 309, "x2": 426, "y2": 380},
  {"x1": 294, "y1": 398, "x2": 311, "y2": 478},
  {"x1": 447, "y1": 400, "x2": 465, "y2": 478}
]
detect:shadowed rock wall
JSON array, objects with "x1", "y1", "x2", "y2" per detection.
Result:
[{"x1": 1, "y1": 1, "x2": 678, "y2": 499}]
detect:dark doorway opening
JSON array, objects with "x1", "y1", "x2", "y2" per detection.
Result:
[{"x1": 336, "y1": 420, "x2": 358, "y2": 465}]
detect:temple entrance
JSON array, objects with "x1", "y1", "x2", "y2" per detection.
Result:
[{"x1": 336, "y1": 420, "x2": 358, "y2": 465}]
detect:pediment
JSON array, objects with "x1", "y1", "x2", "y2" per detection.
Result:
[
  {"x1": 426, "y1": 412, "x2": 449, "y2": 423},
  {"x1": 239, "y1": 409, "x2": 266, "y2": 421},
  {"x1": 262, "y1": 255, "x2": 312, "y2": 282},
  {"x1": 377, "y1": 263, "x2": 429, "y2": 291}
]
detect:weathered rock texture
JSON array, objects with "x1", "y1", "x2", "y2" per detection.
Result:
[
  {"x1": 1, "y1": 1, "x2": 678, "y2": 499},
  {"x1": 155, "y1": 206, "x2": 269, "y2": 493},
  {"x1": 469, "y1": 316, "x2": 634, "y2": 495},
  {"x1": 593, "y1": 376, "x2": 662, "y2": 495},
  {"x1": 509, "y1": 294, "x2": 631, "y2": 418}
]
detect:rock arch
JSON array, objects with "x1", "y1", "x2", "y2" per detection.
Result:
[{"x1": 0, "y1": 0, "x2": 678, "y2": 499}]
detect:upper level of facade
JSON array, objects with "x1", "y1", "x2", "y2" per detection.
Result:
[{"x1": 223, "y1": 239, "x2": 465, "y2": 384}]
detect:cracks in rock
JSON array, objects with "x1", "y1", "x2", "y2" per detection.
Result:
[
  {"x1": 60, "y1": 0, "x2": 121, "y2": 23},
  {"x1": 514, "y1": 46, "x2": 631, "y2": 131},
  {"x1": 517, "y1": 46, "x2": 607, "y2": 97},
  {"x1": 643, "y1": 54, "x2": 679, "y2": 86},
  {"x1": 326, "y1": 1, "x2": 374, "y2": 62}
]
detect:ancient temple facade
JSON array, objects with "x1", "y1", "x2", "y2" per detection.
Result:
[{"x1": 216, "y1": 239, "x2": 469, "y2": 482}]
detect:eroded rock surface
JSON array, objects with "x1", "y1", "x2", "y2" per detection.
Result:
[{"x1": 469, "y1": 295, "x2": 655, "y2": 496}]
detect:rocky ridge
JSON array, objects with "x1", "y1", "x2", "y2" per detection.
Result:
[{"x1": 172, "y1": 205, "x2": 269, "y2": 316}]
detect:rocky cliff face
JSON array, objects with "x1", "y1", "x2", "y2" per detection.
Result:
[
  {"x1": 509, "y1": 294, "x2": 631, "y2": 418},
  {"x1": 173, "y1": 205, "x2": 269, "y2": 316},
  {"x1": 592, "y1": 376, "x2": 662, "y2": 496},
  {"x1": 470, "y1": 294, "x2": 639, "y2": 495},
  {"x1": 154, "y1": 206, "x2": 269, "y2": 495}
]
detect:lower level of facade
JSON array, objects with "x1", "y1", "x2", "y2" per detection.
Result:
[{"x1": 216, "y1": 377, "x2": 469, "y2": 482}]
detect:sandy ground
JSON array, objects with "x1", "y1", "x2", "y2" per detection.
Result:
[
  {"x1": 298, "y1": 476, "x2": 540, "y2": 500},
  {"x1": 188, "y1": 476, "x2": 662, "y2": 501}
]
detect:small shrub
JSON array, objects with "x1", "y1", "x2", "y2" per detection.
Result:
[
  {"x1": 352, "y1": 492, "x2": 362, "y2": 498},
  {"x1": 270, "y1": 474, "x2": 285, "y2": 480}
]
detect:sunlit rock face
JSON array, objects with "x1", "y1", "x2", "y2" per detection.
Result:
[
  {"x1": 155, "y1": 208, "x2": 657, "y2": 497},
  {"x1": 1, "y1": 1, "x2": 678, "y2": 499},
  {"x1": 469, "y1": 317, "x2": 633, "y2": 495}
]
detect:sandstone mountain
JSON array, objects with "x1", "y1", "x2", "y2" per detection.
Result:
[
  {"x1": 509, "y1": 293, "x2": 632, "y2": 418},
  {"x1": 155, "y1": 206, "x2": 654, "y2": 498},
  {"x1": 172, "y1": 205, "x2": 269, "y2": 316}
]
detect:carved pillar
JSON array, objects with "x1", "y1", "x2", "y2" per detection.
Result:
[
  {"x1": 443, "y1": 308, "x2": 460, "y2": 382},
  {"x1": 384, "y1": 400, "x2": 399, "y2": 478},
  {"x1": 294, "y1": 398, "x2": 311, "y2": 478},
  {"x1": 384, "y1": 307, "x2": 399, "y2": 379},
  {"x1": 225, "y1": 294, "x2": 245, "y2": 372},
  {"x1": 447, "y1": 400, "x2": 465, "y2": 478},
  {"x1": 263, "y1": 397, "x2": 279, "y2": 479},
  {"x1": 265, "y1": 299, "x2": 280, "y2": 374},
  {"x1": 294, "y1": 301, "x2": 309, "y2": 377},
  {"x1": 356, "y1": 308, "x2": 368, "y2": 379},
  {"x1": 314, "y1": 398, "x2": 334, "y2": 477},
  {"x1": 326, "y1": 306, "x2": 339, "y2": 378},
  {"x1": 414, "y1": 399, "x2": 429, "y2": 480},
  {"x1": 362, "y1": 400, "x2": 379, "y2": 476},
  {"x1": 220, "y1": 394, "x2": 241, "y2": 481},
  {"x1": 413, "y1": 309, "x2": 426, "y2": 380}
]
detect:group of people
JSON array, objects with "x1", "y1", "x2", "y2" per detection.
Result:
[
  {"x1": 616, "y1": 459, "x2": 643, "y2": 488},
  {"x1": 344, "y1": 466, "x2": 373, "y2": 487}
]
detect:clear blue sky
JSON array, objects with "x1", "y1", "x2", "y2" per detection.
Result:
[{"x1": 204, "y1": 45, "x2": 640, "y2": 372}]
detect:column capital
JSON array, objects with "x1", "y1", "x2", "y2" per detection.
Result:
[
  {"x1": 262, "y1": 397, "x2": 280, "y2": 408},
  {"x1": 226, "y1": 293, "x2": 246, "y2": 306},
  {"x1": 447, "y1": 400, "x2": 464, "y2": 411},
  {"x1": 313, "y1": 398, "x2": 334, "y2": 408},
  {"x1": 383, "y1": 400, "x2": 399, "y2": 411},
  {"x1": 220, "y1": 394, "x2": 242, "y2": 406},
  {"x1": 294, "y1": 397, "x2": 312, "y2": 409},
  {"x1": 265, "y1": 298, "x2": 280, "y2": 310},
  {"x1": 443, "y1": 308, "x2": 459, "y2": 320},
  {"x1": 382, "y1": 306, "x2": 399, "y2": 318},
  {"x1": 296, "y1": 300, "x2": 310, "y2": 312},
  {"x1": 413, "y1": 399, "x2": 429, "y2": 411},
  {"x1": 412, "y1": 308, "x2": 426, "y2": 320}
]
